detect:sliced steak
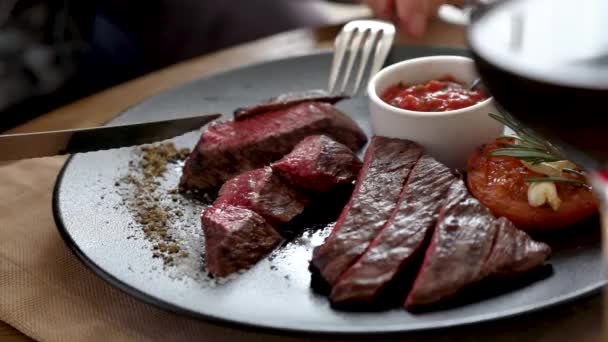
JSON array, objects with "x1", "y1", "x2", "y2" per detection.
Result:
[
  {"x1": 482, "y1": 217, "x2": 552, "y2": 277},
  {"x1": 202, "y1": 204, "x2": 283, "y2": 277},
  {"x1": 405, "y1": 180, "x2": 551, "y2": 309},
  {"x1": 272, "y1": 135, "x2": 362, "y2": 193},
  {"x1": 216, "y1": 167, "x2": 308, "y2": 227},
  {"x1": 330, "y1": 154, "x2": 455, "y2": 309},
  {"x1": 310, "y1": 137, "x2": 424, "y2": 287},
  {"x1": 234, "y1": 89, "x2": 346, "y2": 120},
  {"x1": 405, "y1": 180, "x2": 497, "y2": 308},
  {"x1": 180, "y1": 102, "x2": 367, "y2": 193}
]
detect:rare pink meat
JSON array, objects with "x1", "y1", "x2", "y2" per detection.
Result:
[
  {"x1": 272, "y1": 135, "x2": 362, "y2": 193},
  {"x1": 216, "y1": 167, "x2": 308, "y2": 227},
  {"x1": 180, "y1": 102, "x2": 367, "y2": 193},
  {"x1": 202, "y1": 204, "x2": 283, "y2": 277}
]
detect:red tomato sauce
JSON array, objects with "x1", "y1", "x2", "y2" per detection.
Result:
[{"x1": 380, "y1": 76, "x2": 488, "y2": 112}]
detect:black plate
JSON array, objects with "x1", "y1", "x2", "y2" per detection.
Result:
[{"x1": 53, "y1": 46, "x2": 605, "y2": 334}]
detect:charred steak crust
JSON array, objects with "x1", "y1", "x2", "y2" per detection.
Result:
[
  {"x1": 271, "y1": 135, "x2": 362, "y2": 193},
  {"x1": 405, "y1": 180, "x2": 551, "y2": 309},
  {"x1": 234, "y1": 90, "x2": 347, "y2": 120},
  {"x1": 216, "y1": 167, "x2": 308, "y2": 227},
  {"x1": 310, "y1": 137, "x2": 424, "y2": 287},
  {"x1": 179, "y1": 102, "x2": 367, "y2": 193},
  {"x1": 202, "y1": 204, "x2": 283, "y2": 277},
  {"x1": 330, "y1": 154, "x2": 456, "y2": 309}
]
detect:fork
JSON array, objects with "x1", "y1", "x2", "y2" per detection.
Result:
[{"x1": 328, "y1": 20, "x2": 396, "y2": 97}]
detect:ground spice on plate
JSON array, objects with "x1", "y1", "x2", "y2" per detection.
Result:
[
  {"x1": 140, "y1": 144, "x2": 191, "y2": 178},
  {"x1": 117, "y1": 142, "x2": 191, "y2": 266}
]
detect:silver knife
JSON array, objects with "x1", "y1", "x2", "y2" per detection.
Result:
[{"x1": 0, "y1": 113, "x2": 221, "y2": 161}]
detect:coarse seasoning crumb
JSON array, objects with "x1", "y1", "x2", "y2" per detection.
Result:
[
  {"x1": 117, "y1": 142, "x2": 192, "y2": 266},
  {"x1": 140, "y1": 144, "x2": 191, "y2": 178}
]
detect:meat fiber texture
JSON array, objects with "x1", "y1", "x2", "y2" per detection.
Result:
[
  {"x1": 330, "y1": 154, "x2": 455, "y2": 309},
  {"x1": 202, "y1": 168, "x2": 305, "y2": 277},
  {"x1": 215, "y1": 167, "x2": 308, "y2": 228},
  {"x1": 202, "y1": 204, "x2": 283, "y2": 277},
  {"x1": 405, "y1": 180, "x2": 551, "y2": 309},
  {"x1": 233, "y1": 89, "x2": 346, "y2": 120},
  {"x1": 272, "y1": 135, "x2": 362, "y2": 193},
  {"x1": 482, "y1": 217, "x2": 552, "y2": 277},
  {"x1": 180, "y1": 101, "x2": 367, "y2": 193},
  {"x1": 202, "y1": 134, "x2": 367, "y2": 277},
  {"x1": 310, "y1": 136, "x2": 424, "y2": 287}
]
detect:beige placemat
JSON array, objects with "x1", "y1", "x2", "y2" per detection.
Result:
[{"x1": 0, "y1": 156, "x2": 604, "y2": 342}]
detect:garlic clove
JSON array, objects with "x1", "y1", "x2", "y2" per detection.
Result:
[{"x1": 527, "y1": 182, "x2": 561, "y2": 211}]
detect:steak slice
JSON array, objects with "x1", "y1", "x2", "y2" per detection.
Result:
[
  {"x1": 271, "y1": 135, "x2": 363, "y2": 193},
  {"x1": 202, "y1": 204, "x2": 283, "y2": 277},
  {"x1": 330, "y1": 154, "x2": 455, "y2": 309},
  {"x1": 405, "y1": 180, "x2": 498, "y2": 308},
  {"x1": 405, "y1": 180, "x2": 551, "y2": 309},
  {"x1": 310, "y1": 137, "x2": 424, "y2": 287},
  {"x1": 216, "y1": 167, "x2": 308, "y2": 227},
  {"x1": 234, "y1": 89, "x2": 346, "y2": 120},
  {"x1": 180, "y1": 102, "x2": 367, "y2": 193},
  {"x1": 481, "y1": 217, "x2": 552, "y2": 277}
]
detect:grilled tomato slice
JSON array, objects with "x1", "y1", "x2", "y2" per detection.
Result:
[{"x1": 466, "y1": 140, "x2": 598, "y2": 231}]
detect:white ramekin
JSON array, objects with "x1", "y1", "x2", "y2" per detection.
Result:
[{"x1": 368, "y1": 55, "x2": 503, "y2": 169}]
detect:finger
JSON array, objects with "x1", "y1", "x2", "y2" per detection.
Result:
[
  {"x1": 365, "y1": 0, "x2": 396, "y2": 20},
  {"x1": 395, "y1": 0, "x2": 430, "y2": 37}
]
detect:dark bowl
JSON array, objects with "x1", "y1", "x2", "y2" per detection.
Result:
[{"x1": 466, "y1": 0, "x2": 608, "y2": 168}]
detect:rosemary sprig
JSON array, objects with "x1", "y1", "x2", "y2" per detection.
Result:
[
  {"x1": 496, "y1": 141, "x2": 521, "y2": 148},
  {"x1": 488, "y1": 113, "x2": 549, "y2": 150},
  {"x1": 563, "y1": 168, "x2": 586, "y2": 177},
  {"x1": 491, "y1": 148, "x2": 561, "y2": 164},
  {"x1": 488, "y1": 111, "x2": 587, "y2": 185}
]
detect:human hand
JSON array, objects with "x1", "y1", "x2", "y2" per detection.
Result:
[{"x1": 364, "y1": 0, "x2": 456, "y2": 37}]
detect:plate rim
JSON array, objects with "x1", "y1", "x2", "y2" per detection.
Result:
[{"x1": 52, "y1": 46, "x2": 606, "y2": 335}]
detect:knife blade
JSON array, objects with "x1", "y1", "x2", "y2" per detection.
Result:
[{"x1": 0, "y1": 113, "x2": 221, "y2": 161}]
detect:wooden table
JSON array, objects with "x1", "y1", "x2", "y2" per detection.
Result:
[{"x1": 0, "y1": 20, "x2": 604, "y2": 341}]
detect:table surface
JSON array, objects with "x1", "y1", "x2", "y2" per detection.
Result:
[{"x1": 0, "y1": 19, "x2": 604, "y2": 341}]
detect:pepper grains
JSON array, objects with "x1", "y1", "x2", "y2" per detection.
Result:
[{"x1": 117, "y1": 143, "x2": 191, "y2": 266}]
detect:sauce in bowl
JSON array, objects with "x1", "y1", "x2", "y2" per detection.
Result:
[{"x1": 381, "y1": 76, "x2": 488, "y2": 112}]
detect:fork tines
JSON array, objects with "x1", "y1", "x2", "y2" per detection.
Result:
[{"x1": 328, "y1": 20, "x2": 396, "y2": 97}]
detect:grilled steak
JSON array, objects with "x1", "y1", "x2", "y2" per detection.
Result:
[
  {"x1": 310, "y1": 137, "x2": 424, "y2": 287},
  {"x1": 330, "y1": 154, "x2": 455, "y2": 309},
  {"x1": 272, "y1": 135, "x2": 362, "y2": 193},
  {"x1": 405, "y1": 180, "x2": 497, "y2": 308},
  {"x1": 202, "y1": 204, "x2": 283, "y2": 277},
  {"x1": 481, "y1": 217, "x2": 552, "y2": 277},
  {"x1": 216, "y1": 167, "x2": 308, "y2": 227},
  {"x1": 234, "y1": 89, "x2": 346, "y2": 120},
  {"x1": 180, "y1": 102, "x2": 367, "y2": 193},
  {"x1": 405, "y1": 180, "x2": 551, "y2": 309}
]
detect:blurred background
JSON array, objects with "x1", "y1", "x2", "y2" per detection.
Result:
[{"x1": 0, "y1": 0, "x2": 369, "y2": 132}]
